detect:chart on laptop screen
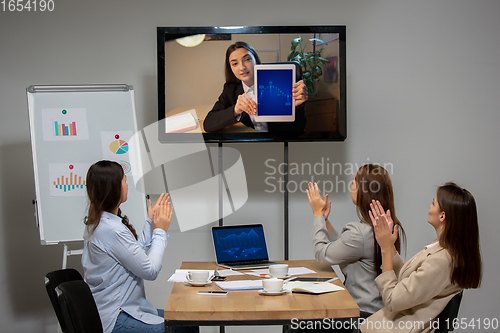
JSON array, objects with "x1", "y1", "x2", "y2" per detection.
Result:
[{"x1": 213, "y1": 226, "x2": 268, "y2": 262}]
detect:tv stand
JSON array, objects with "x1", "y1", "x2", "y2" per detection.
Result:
[{"x1": 217, "y1": 141, "x2": 290, "y2": 260}]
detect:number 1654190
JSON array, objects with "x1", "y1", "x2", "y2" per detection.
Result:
[{"x1": 2, "y1": 0, "x2": 55, "y2": 12}]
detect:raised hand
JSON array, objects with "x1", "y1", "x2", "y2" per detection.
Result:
[
  {"x1": 147, "y1": 193, "x2": 168, "y2": 220},
  {"x1": 369, "y1": 200, "x2": 398, "y2": 250},
  {"x1": 323, "y1": 194, "x2": 332, "y2": 220},
  {"x1": 306, "y1": 182, "x2": 327, "y2": 217},
  {"x1": 369, "y1": 200, "x2": 394, "y2": 232},
  {"x1": 152, "y1": 194, "x2": 173, "y2": 232}
]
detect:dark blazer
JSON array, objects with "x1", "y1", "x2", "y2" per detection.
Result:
[{"x1": 203, "y1": 82, "x2": 306, "y2": 133}]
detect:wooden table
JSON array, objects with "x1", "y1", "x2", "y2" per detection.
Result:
[{"x1": 164, "y1": 260, "x2": 359, "y2": 331}]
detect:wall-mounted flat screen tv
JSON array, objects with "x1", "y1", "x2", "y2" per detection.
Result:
[{"x1": 157, "y1": 26, "x2": 346, "y2": 143}]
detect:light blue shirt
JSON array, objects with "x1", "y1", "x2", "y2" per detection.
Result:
[{"x1": 82, "y1": 211, "x2": 168, "y2": 333}]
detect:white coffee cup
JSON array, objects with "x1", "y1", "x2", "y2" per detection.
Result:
[
  {"x1": 186, "y1": 270, "x2": 209, "y2": 283},
  {"x1": 262, "y1": 278, "x2": 284, "y2": 292},
  {"x1": 269, "y1": 264, "x2": 289, "y2": 278}
]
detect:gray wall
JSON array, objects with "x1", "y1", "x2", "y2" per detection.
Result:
[{"x1": 1, "y1": 0, "x2": 499, "y2": 332}]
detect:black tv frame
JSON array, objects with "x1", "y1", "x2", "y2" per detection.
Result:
[{"x1": 157, "y1": 25, "x2": 346, "y2": 143}]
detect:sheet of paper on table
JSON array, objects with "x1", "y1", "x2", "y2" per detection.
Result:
[
  {"x1": 167, "y1": 269, "x2": 216, "y2": 283},
  {"x1": 215, "y1": 280, "x2": 263, "y2": 291},
  {"x1": 217, "y1": 269, "x2": 244, "y2": 276}
]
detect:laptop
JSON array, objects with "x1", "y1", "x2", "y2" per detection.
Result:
[{"x1": 211, "y1": 224, "x2": 280, "y2": 270}]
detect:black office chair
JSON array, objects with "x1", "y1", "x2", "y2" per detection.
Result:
[
  {"x1": 435, "y1": 291, "x2": 463, "y2": 333},
  {"x1": 56, "y1": 280, "x2": 103, "y2": 333},
  {"x1": 45, "y1": 269, "x2": 84, "y2": 333}
]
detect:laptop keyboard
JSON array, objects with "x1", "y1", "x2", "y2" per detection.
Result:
[
  {"x1": 225, "y1": 260, "x2": 280, "y2": 269},
  {"x1": 235, "y1": 262, "x2": 268, "y2": 267},
  {"x1": 234, "y1": 260, "x2": 267, "y2": 266},
  {"x1": 230, "y1": 263, "x2": 271, "y2": 269}
]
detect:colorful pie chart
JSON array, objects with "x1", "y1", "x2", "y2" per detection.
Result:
[{"x1": 109, "y1": 140, "x2": 129, "y2": 154}]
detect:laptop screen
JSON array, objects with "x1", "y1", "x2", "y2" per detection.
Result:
[{"x1": 212, "y1": 224, "x2": 269, "y2": 264}]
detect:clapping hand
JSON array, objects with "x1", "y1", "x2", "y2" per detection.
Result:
[
  {"x1": 306, "y1": 182, "x2": 330, "y2": 218},
  {"x1": 369, "y1": 200, "x2": 398, "y2": 250},
  {"x1": 152, "y1": 194, "x2": 173, "y2": 232},
  {"x1": 323, "y1": 194, "x2": 332, "y2": 220},
  {"x1": 148, "y1": 193, "x2": 168, "y2": 220}
]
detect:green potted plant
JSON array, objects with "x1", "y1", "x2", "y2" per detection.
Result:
[{"x1": 287, "y1": 36, "x2": 330, "y2": 98}]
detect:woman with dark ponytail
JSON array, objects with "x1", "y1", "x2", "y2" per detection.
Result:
[
  {"x1": 361, "y1": 182, "x2": 482, "y2": 333},
  {"x1": 84, "y1": 160, "x2": 139, "y2": 239},
  {"x1": 82, "y1": 160, "x2": 198, "y2": 333}
]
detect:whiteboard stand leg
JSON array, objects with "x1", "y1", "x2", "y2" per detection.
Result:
[
  {"x1": 59, "y1": 244, "x2": 68, "y2": 333},
  {"x1": 62, "y1": 244, "x2": 68, "y2": 269},
  {"x1": 60, "y1": 244, "x2": 84, "y2": 333},
  {"x1": 61, "y1": 244, "x2": 84, "y2": 269}
]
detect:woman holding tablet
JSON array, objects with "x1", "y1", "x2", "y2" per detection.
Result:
[
  {"x1": 203, "y1": 41, "x2": 308, "y2": 132},
  {"x1": 306, "y1": 164, "x2": 407, "y2": 321},
  {"x1": 82, "y1": 161, "x2": 197, "y2": 333},
  {"x1": 360, "y1": 183, "x2": 482, "y2": 333}
]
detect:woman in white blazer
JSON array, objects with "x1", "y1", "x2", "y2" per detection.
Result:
[{"x1": 361, "y1": 183, "x2": 482, "y2": 333}]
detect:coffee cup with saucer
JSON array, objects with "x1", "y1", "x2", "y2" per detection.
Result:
[
  {"x1": 269, "y1": 264, "x2": 289, "y2": 278},
  {"x1": 259, "y1": 278, "x2": 287, "y2": 296},
  {"x1": 186, "y1": 270, "x2": 211, "y2": 286}
]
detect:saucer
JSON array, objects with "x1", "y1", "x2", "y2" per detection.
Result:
[
  {"x1": 270, "y1": 274, "x2": 291, "y2": 279},
  {"x1": 258, "y1": 289, "x2": 288, "y2": 296},
  {"x1": 187, "y1": 280, "x2": 212, "y2": 287}
]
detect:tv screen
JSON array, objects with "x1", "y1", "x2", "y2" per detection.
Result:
[{"x1": 157, "y1": 26, "x2": 346, "y2": 143}]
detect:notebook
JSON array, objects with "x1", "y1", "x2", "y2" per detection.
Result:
[{"x1": 211, "y1": 224, "x2": 280, "y2": 270}]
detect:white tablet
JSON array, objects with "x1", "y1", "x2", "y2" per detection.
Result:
[{"x1": 254, "y1": 64, "x2": 296, "y2": 122}]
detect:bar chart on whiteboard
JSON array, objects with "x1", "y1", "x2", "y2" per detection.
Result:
[
  {"x1": 41, "y1": 108, "x2": 89, "y2": 141},
  {"x1": 49, "y1": 163, "x2": 91, "y2": 196}
]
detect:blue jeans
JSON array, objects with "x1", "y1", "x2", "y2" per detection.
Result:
[{"x1": 113, "y1": 309, "x2": 198, "y2": 333}]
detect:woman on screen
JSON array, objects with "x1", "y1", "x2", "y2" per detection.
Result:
[
  {"x1": 306, "y1": 164, "x2": 407, "y2": 321},
  {"x1": 203, "y1": 41, "x2": 308, "y2": 132},
  {"x1": 360, "y1": 183, "x2": 482, "y2": 333},
  {"x1": 82, "y1": 161, "x2": 198, "y2": 333}
]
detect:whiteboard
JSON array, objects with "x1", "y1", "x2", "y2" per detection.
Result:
[{"x1": 27, "y1": 84, "x2": 147, "y2": 245}]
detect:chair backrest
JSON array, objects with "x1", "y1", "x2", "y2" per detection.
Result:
[
  {"x1": 56, "y1": 280, "x2": 103, "y2": 333},
  {"x1": 45, "y1": 269, "x2": 83, "y2": 333},
  {"x1": 435, "y1": 291, "x2": 463, "y2": 333}
]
